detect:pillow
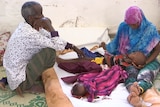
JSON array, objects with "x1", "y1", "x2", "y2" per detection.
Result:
[{"x1": 0, "y1": 32, "x2": 11, "y2": 66}]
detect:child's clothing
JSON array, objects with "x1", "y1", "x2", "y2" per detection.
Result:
[
  {"x1": 80, "y1": 47, "x2": 103, "y2": 59},
  {"x1": 77, "y1": 65, "x2": 128, "y2": 102},
  {"x1": 91, "y1": 57, "x2": 104, "y2": 65},
  {"x1": 106, "y1": 54, "x2": 132, "y2": 68}
]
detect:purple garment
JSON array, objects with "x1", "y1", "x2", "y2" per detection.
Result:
[
  {"x1": 58, "y1": 60, "x2": 102, "y2": 74},
  {"x1": 78, "y1": 65, "x2": 128, "y2": 102},
  {"x1": 60, "y1": 60, "x2": 102, "y2": 84},
  {"x1": 125, "y1": 6, "x2": 142, "y2": 25}
]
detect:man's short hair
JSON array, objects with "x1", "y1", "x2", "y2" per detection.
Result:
[{"x1": 21, "y1": 1, "x2": 40, "y2": 21}]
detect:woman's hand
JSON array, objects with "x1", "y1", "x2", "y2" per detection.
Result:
[
  {"x1": 132, "y1": 62, "x2": 145, "y2": 69},
  {"x1": 99, "y1": 42, "x2": 106, "y2": 50},
  {"x1": 33, "y1": 17, "x2": 55, "y2": 32}
]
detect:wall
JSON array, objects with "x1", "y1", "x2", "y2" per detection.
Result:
[{"x1": 0, "y1": 0, "x2": 160, "y2": 32}]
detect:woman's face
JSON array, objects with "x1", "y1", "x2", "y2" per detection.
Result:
[
  {"x1": 129, "y1": 23, "x2": 139, "y2": 29},
  {"x1": 128, "y1": 23, "x2": 140, "y2": 29}
]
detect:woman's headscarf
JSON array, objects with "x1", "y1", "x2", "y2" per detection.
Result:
[{"x1": 125, "y1": 6, "x2": 142, "y2": 25}]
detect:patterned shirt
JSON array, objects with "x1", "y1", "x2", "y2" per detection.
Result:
[{"x1": 3, "y1": 22, "x2": 68, "y2": 90}]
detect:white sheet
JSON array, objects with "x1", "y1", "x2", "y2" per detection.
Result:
[{"x1": 54, "y1": 28, "x2": 133, "y2": 107}]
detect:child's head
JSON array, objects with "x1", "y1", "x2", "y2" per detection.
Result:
[
  {"x1": 128, "y1": 51, "x2": 146, "y2": 66},
  {"x1": 71, "y1": 83, "x2": 87, "y2": 98}
]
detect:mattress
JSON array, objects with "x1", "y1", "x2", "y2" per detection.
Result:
[{"x1": 53, "y1": 27, "x2": 133, "y2": 107}]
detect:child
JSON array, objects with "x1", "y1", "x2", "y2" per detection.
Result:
[{"x1": 71, "y1": 65, "x2": 128, "y2": 102}]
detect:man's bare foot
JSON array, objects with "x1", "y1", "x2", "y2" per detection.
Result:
[
  {"x1": 16, "y1": 86, "x2": 24, "y2": 97},
  {"x1": 127, "y1": 92, "x2": 142, "y2": 107},
  {"x1": 0, "y1": 82, "x2": 6, "y2": 90},
  {"x1": 24, "y1": 84, "x2": 44, "y2": 94},
  {"x1": 128, "y1": 82, "x2": 141, "y2": 95}
]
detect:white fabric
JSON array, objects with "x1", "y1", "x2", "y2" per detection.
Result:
[{"x1": 3, "y1": 22, "x2": 67, "y2": 90}]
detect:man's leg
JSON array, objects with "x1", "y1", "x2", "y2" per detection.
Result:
[{"x1": 20, "y1": 48, "x2": 56, "y2": 93}]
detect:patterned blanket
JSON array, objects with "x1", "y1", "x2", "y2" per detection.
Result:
[{"x1": 0, "y1": 67, "x2": 47, "y2": 107}]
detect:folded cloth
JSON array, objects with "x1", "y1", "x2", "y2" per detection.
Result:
[
  {"x1": 58, "y1": 60, "x2": 102, "y2": 74},
  {"x1": 81, "y1": 47, "x2": 103, "y2": 58}
]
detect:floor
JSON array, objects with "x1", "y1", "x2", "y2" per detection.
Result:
[{"x1": 0, "y1": 67, "x2": 47, "y2": 107}]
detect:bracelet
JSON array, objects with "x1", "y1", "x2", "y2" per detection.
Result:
[{"x1": 139, "y1": 86, "x2": 144, "y2": 94}]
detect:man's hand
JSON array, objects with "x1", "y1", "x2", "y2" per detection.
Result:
[
  {"x1": 72, "y1": 45, "x2": 85, "y2": 58},
  {"x1": 33, "y1": 17, "x2": 55, "y2": 32}
]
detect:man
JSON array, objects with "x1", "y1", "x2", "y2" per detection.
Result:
[{"x1": 2, "y1": 1, "x2": 84, "y2": 97}]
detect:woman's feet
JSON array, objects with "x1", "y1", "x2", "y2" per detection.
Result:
[
  {"x1": 127, "y1": 92, "x2": 142, "y2": 107},
  {"x1": 128, "y1": 82, "x2": 141, "y2": 95}
]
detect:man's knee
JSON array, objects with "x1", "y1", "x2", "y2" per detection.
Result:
[{"x1": 42, "y1": 48, "x2": 56, "y2": 55}]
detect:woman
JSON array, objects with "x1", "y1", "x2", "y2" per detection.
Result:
[{"x1": 100, "y1": 6, "x2": 160, "y2": 107}]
